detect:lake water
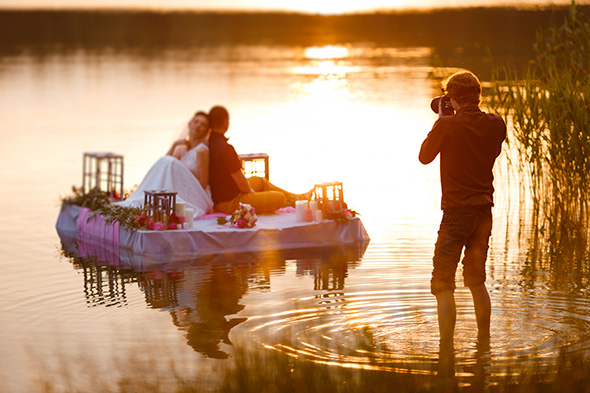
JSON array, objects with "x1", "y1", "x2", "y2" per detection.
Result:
[{"x1": 2, "y1": 8, "x2": 590, "y2": 392}]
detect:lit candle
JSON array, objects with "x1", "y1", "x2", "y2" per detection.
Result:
[
  {"x1": 185, "y1": 208, "x2": 194, "y2": 228},
  {"x1": 314, "y1": 210, "x2": 323, "y2": 222},
  {"x1": 174, "y1": 202, "x2": 186, "y2": 217},
  {"x1": 295, "y1": 200, "x2": 308, "y2": 222}
]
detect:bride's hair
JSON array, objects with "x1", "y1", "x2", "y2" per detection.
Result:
[{"x1": 192, "y1": 111, "x2": 210, "y2": 122}]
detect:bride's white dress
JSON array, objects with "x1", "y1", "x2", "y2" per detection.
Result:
[{"x1": 118, "y1": 143, "x2": 213, "y2": 217}]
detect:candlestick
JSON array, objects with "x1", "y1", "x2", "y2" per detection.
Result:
[
  {"x1": 304, "y1": 208, "x2": 313, "y2": 222},
  {"x1": 174, "y1": 202, "x2": 186, "y2": 217},
  {"x1": 185, "y1": 208, "x2": 194, "y2": 228},
  {"x1": 314, "y1": 210, "x2": 323, "y2": 222},
  {"x1": 295, "y1": 200, "x2": 308, "y2": 222}
]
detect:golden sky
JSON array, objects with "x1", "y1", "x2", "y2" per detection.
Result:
[{"x1": 0, "y1": 0, "x2": 587, "y2": 13}]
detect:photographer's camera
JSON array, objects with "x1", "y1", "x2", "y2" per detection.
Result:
[{"x1": 430, "y1": 95, "x2": 454, "y2": 116}]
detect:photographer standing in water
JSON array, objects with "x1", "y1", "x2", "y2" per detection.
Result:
[{"x1": 419, "y1": 70, "x2": 506, "y2": 350}]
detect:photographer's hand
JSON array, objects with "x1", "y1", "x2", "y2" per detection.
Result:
[{"x1": 438, "y1": 98, "x2": 444, "y2": 119}]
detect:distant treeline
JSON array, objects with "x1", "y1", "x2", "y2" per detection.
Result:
[{"x1": 1, "y1": 6, "x2": 589, "y2": 65}]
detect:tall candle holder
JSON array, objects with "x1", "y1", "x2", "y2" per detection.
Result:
[
  {"x1": 143, "y1": 190, "x2": 177, "y2": 225},
  {"x1": 83, "y1": 152, "x2": 124, "y2": 199},
  {"x1": 239, "y1": 153, "x2": 269, "y2": 180},
  {"x1": 313, "y1": 181, "x2": 344, "y2": 215}
]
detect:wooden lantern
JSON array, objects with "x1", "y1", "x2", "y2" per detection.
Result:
[
  {"x1": 313, "y1": 181, "x2": 344, "y2": 214},
  {"x1": 83, "y1": 152, "x2": 124, "y2": 199},
  {"x1": 143, "y1": 190, "x2": 177, "y2": 224},
  {"x1": 239, "y1": 153, "x2": 269, "y2": 180}
]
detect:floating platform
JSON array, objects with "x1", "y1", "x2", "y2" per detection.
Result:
[{"x1": 56, "y1": 204, "x2": 370, "y2": 269}]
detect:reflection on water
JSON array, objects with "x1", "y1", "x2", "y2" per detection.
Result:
[
  {"x1": 59, "y1": 222, "x2": 590, "y2": 386},
  {"x1": 3, "y1": 6, "x2": 590, "y2": 391},
  {"x1": 61, "y1": 233, "x2": 368, "y2": 360}
]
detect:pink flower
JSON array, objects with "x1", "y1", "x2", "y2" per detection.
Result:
[
  {"x1": 153, "y1": 221, "x2": 167, "y2": 231},
  {"x1": 236, "y1": 219, "x2": 247, "y2": 228}
]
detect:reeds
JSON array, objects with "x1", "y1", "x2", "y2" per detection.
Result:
[
  {"x1": 489, "y1": 1, "x2": 590, "y2": 261},
  {"x1": 31, "y1": 341, "x2": 590, "y2": 393}
]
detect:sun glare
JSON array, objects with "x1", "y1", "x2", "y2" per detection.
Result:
[
  {"x1": 272, "y1": 0, "x2": 431, "y2": 14},
  {"x1": 283, "y1": 0, "x2": 365, "y2": 15},
  {"x1": 305, "y1": 46, "x2": 350, "y2": 60},
  {"x1": 293, "y1": 46, "x2": 356, "y2": 76}
]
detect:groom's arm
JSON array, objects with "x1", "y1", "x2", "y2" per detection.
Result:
[
  {"x1": 230, "y1": 170, "x2": 254, "y2": 194},
  {"x1": 222, "y1": 142, "x2": 254, "y2": 194}
]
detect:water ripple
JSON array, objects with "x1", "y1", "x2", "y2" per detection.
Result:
[{"x1": 245, "y1": 282, "x2": 590, "y2": 379}]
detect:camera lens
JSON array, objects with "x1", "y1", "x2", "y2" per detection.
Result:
[
  {"x1": 430, "y1": 97, "x2": 441, "y2": 114},
  {"x1": 430, "y1": 95, "x2": 454, "y2": 115}
]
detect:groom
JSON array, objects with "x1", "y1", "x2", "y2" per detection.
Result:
[{"x1": 208, "y1": 105, "x2": 296, "y2": 214}]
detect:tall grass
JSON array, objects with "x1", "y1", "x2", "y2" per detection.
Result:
[{"x1": 489, "y1": 1, "x2": 590, "y2": 261}]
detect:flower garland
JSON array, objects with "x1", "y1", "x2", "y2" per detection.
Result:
[
  {"x1": 319, "y1": 200, "x2": 359, "y2": 223},
  {"x1": 136, "y1": 212, "x2": 185, "y2": 231},
  {"x1": 62, "y1": 186, "x2": 185, "y2": 232},
  {"x1": 324, "y1": 208, "x2": 359, "y2": 223}
]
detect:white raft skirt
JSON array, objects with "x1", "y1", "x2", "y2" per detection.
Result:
[{"x1": 56, "y1": 204, "x2": 370, "y2": 264}]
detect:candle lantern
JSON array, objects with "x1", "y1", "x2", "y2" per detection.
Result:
[
  {"x1": 313, "y1": 181, "x2": 344, "y2": 215},
  {"x1": 239, "y1": 153, "x2": 269, "y2": 180},
  {"x1": 83, "y1": 152, "x2": 124, "y2": 199},
  {"x1": 144, "y1": 190, "x2": 177, "y2": 224}
]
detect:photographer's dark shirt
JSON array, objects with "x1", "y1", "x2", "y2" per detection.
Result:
[
  {"x1": 419, "y1": 104, "x2": 506, "y2": 210},
  {"x1": 208, "y1": 132, "x2": 242, "y2": 204}
]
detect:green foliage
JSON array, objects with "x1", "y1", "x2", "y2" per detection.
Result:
[
  {"x1": 61, "y1": 186, "x2": 112, "y2": 211},
  {"x1": 489, "y1": 1, "x2": 590, "y2": 257},
  {"x1": 61, "y1": 186, "x2": 143, "y2": 232},
  {"x1": 89, "y1": 204, "x2": 145, "y2": 232}
]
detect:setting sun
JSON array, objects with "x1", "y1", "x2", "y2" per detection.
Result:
[
  {"x1": 257, "y1": 0, "x2": 420, "y2": 14},
  {"x1": 279, "y1": 0, "x2": 368, "y2": 15}
]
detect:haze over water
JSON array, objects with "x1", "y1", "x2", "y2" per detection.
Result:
[{"x1": 1, "y1": 3, "x2": 590, "y2": 392}]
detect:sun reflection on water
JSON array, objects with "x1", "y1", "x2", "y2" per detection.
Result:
[
  {"x1": 266, "y1": 44, "x2": 440, "y2": 242},
  {"x1": 305, "y1": 45, "x2": 350, "y2": 60},
  {"x1": 294, "y1": 45, "x2": 357, "y2": 77}
]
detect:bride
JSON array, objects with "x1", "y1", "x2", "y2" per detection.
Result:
[{"x1": 118, "y1": 111, "x2": 214, "y2": 217}]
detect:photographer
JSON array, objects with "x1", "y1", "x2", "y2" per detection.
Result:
[{"x1": 419, "y1": 70, "x2": 506, "y2": 351}]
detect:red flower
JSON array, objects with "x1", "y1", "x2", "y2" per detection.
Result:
[
  {"x1": 137, "y1": 213, "x2": 149, "y2": 226},
  {"x1": 168, "y1": 213, "x2": 181, "y2": 225}
]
